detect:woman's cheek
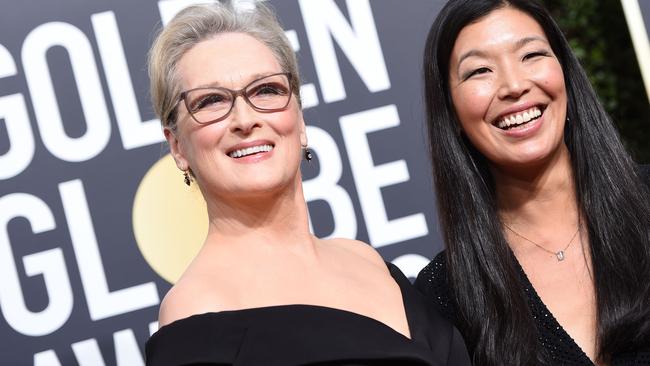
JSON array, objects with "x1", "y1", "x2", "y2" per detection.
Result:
[
  {"x1": 455, "y1": 83, "x2": 493, "y2": 123},
  {"x1": 532, "y1": 60, "x2": 565, "y2": 95}
]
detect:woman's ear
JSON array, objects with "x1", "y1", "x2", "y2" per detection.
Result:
[
  {"x1": 298, "y1": 115, "x2": 308, "y2": 147},
  {"x1": 164, "y1": 127, "x2": 189, "y2": 171}
]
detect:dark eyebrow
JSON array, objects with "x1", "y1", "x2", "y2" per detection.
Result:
[
  {"x1": 514, "y1": 36, "x2": 549, "y2": 50},
  {"x1": 457, "y1": 49, "x2": 488, "y2": 70}
]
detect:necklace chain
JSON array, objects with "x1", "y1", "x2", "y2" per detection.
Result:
[{"x1": 503, "y1": 222, "x2": 581, "y2": 262}]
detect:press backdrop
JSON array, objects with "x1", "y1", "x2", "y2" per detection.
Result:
[{"x1": 1, "y1": 0, "x2": 648, "y2": 365}]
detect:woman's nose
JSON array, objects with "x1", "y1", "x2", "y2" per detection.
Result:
[
  {"x1": 228, "y1": 96, "x2": 261, "y2": 134},
  {"x1": 497, "y1": 66, "x2": 532, "y2": 100}
]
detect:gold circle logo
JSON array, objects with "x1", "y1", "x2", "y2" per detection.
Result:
[{"x1": 132, "y1": 154, "x2": 207, "y2": 284}]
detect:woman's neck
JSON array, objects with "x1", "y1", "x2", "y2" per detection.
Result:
[
  {"x1": 492, "y1": 144, "x2": 578, "y2": 228},
  {"x1": 203, "y1": 175, "x2": 315, "y2": 253}
]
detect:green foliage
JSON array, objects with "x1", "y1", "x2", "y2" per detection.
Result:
[{"x1": 544, "y1": 0, "x2": 650, "y2": 163}]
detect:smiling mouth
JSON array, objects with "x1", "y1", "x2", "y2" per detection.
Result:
[
  {"x1": 227, "y1": 144, "x2": 274, "y2": 158},
  {"x1": 495, "y1": 106, "x2": 543, "y2": 130}
]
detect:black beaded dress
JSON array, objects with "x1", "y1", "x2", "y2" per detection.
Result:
[
  {"x1": 416, "y1": 253, "x2": 650, "y2": 365},
  {"x1": 145, "y1": 262, "x2": 471, "y2": 366},
  {"x1": 415, "y1": 164, "x2": 650, "y2": 365}
]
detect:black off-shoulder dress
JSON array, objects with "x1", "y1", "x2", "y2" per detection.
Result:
[{"x1": 146, "y1": 262, "x2": 471, "y2": 366}]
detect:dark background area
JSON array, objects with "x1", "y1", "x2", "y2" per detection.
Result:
[{"x1": 544, "y1": 0, "x2": 650, "y2": 163}]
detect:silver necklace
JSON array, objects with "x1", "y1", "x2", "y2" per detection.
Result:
[{"x1": 503, "y1": 223, "x2": 581, "y2": 262}]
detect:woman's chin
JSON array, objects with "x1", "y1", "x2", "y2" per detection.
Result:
[
  {"x1": 493, "y1": 138, "x2": 567, "y2": 166},
  {"x1": 212, "y1": 178, "x2": 295, "y2": 201}
]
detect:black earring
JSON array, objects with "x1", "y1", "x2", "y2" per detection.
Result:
[
  {"x1": 183, "y1": 171, "x2": 191, "y2": 186},
  {"x1": 303, "y1": 147, "x2": 313, "y2": 162}
]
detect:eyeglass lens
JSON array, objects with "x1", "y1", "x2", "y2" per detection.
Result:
[{"x1": 184, "y1": 73, "x2": 291, "y2": 124}]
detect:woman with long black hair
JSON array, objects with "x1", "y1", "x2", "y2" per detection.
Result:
[{"x1": 415, "y1": 0, "x2": 650, "y2": 365}]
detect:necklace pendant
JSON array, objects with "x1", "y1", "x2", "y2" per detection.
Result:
[{"x1": 556, "y1": 250, "x2": 565, "y2": 261}]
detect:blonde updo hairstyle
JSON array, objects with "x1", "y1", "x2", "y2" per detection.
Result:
[{"x1": 148, "y1": 1, "x2": 301, "y2": 131}]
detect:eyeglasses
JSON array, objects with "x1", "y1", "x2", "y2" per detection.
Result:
[{"x1": 178, "y1": 72, "x2": 293, "y2": 125}]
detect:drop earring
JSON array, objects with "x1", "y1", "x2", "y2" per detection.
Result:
[
  {"x1": 303, "y1": 146, "x2": 313, "y2": 162},
  {"x1": 183, "y1": 170, "x2": 192, "y2": 186}
]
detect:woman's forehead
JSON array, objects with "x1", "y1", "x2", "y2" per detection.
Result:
[
  {"x1": 177, "y1": 32, "x2": 282, "y2": 90},
  {"x1": 452, "y1": 7, "x2": 547, "y2": 58}
]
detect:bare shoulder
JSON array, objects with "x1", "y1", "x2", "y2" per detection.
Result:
[
  {"x1": 324, "y1": 238, "x2": 387, "y2": 271},
  {"x1": 157, "y1": 273, "x2": 226, "y2": 328}
]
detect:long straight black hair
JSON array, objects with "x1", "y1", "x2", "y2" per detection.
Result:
[{"x1": 423, "y1": 0, "x2": 650, "y2": 364}]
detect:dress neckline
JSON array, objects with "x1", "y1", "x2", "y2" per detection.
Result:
[
  {"x1": 152, "y1": 262, "x2": 420, "y2": 344},
  {"x1": 513, "y1": 257, "x2": 595, "y2": 365}
]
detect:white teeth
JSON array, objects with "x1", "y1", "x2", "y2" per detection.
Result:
[
  {"x1": 496, "y1": 107, "x2": 542, "y2": 129},
  {"x1": 516, "y1": 114, "x2": 523, "y2": 124},
  {"x1": 228, "y1": 144, "x2": 273, "y2": 158}
]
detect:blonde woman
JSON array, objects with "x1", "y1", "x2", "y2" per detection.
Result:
[{"x1": 144, "y1": 2, "x2": 469, "y2": 365}]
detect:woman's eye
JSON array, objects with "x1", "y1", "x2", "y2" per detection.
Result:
[
  {"x1": 252, "y1": 83, "x2": 287, "y2": 96},
  {"x1": 464, "y1": 67, "x2": 491, "y2": 80},
  {"x1": 523, "y1": 51, "x2": 549, "y2": 61},
  {"x1": 259, "y1": 86, "x2": 280, "y2": 95},
  {"x1": 192, "y1": 93, "x2": 226, "y2": 111}
]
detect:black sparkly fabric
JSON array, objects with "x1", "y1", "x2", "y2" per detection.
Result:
[
  {"x1": 515, "y1": 259, "x2": 593, "y2": 365},
  {"x1": 415, "y1": 252, "x2": 650, "y2": 365}
]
